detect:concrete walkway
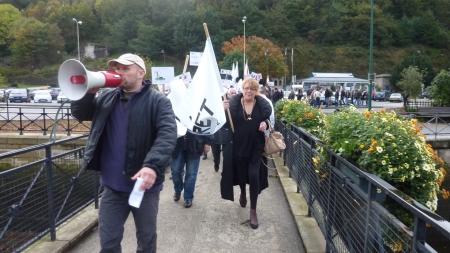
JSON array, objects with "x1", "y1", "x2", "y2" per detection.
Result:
[{"x1": 63, "y1": 154, "x2": 310, "y2": 253}]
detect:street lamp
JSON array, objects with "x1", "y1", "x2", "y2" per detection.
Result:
[
  {"x1": 161, "y1": 50, "x2": 165, "y2": 66},
  {"x1": 72, "y1": 18, "x2": 82, "y2": 61},
  {"x1": 242, "y1": 16, "x2": 247, "y2": 78},
  {"x1": 413, "y1": 50, "x2": 421, "y2": 67},
  {"x1": 265, "y1": 49, "x2": 269, "y2": 78},
  {"x1": 368, "y1": 0, "x2": 374, "y2": 110}
]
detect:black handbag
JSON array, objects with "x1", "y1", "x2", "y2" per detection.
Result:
[{"x1": 211, "y1": 127, "x2": 232, "y2": 144}]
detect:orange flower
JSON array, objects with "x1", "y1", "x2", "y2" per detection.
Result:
[
  {"x1": 412, "y1": 118, "x2": 418, "y2": 126},
  {"x1": 367, "y1": 147, "x2": 375, "y2": 153},
  {"x1": 365, "y1": 111, "x2": 371, "y2": 119},
  {"x1": 419, "y1": 124, "x2": 424, "y2": 130},
  {"x1": 308, "y1": 112, "x2": 313, "y2": 118}
]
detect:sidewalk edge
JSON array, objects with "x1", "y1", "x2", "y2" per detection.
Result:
[
  {"x1": 273, "y1": 155, "x2": 327, "y2": 253},
  {"x1": 23, "y1": 203, "x2": 98, "y2": 253}
]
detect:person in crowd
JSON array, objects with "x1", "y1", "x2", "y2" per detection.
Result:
[
  {"x1": 324, "y1": 87, "x2": 332, "y2": 107},
  {"x1": 259, "y1": 87, "x2": 275, "y2": 128},
  {"x1": 340, "y1": 88, "x2": 346, "y2": 106},
  {"x1": 306, "y1": 87, "x2": 313, "y2": 101},
  {"x1": 314, "y1": 88, "x2": 322, "y2": 108},
  {"x1": 335, "y1": 88, "x2": 340, "y2": 106},
  {"x1": 404, "y1": 93, "x2": 409, "y2": 107},
  {"x1": 362, "y1": 90, "x2": 368, "y2": 105},
  {"x1": 211, "y1": 87, "x2": 236, "y2": 172},
  {"x1": 171, "y1": 131, "x2": 211, "y2": 208},
  {"x1": 288, "y1": 89, "x2": 295, "y2": 100},
  {"x1": 71, "y1": 53, "x2": 177, "y2": 252},
  {"x1": 354, "y1": 89, "x2": 362, "y2": 105},
  {"x1": 279, "y1": 89, "x2": 284, "y2": 100},
  {"x1": 345, "y1": 89, "x2": 351, "y2": 105},
  {"x1": 272, "y1": 87, "x2": 280, "y2": 104},
  {"x1": 296, "y1": 89, "x2": 303, "y2": 101},
  {"x1": 220, "y1": 78, "x2": 272, "y2": 230}
]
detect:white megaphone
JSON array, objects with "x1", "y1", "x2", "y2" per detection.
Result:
[{"x1": 58, "y1": 59, "x2": 122, "y2": 100}]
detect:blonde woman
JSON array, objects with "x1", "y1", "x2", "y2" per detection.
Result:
[{"x1": 220, "y1": 78, "x2": 272, "y2": 229}]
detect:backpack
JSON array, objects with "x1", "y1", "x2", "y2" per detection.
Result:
[{"x1": 311, "y1": 91, "x2": 315, "y2": 99}]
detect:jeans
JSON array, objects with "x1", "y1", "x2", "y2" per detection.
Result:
[
  {"x1": 170, "y1": 149, "x2": 201, "y2": 201},
  {"x1": 99, "y1": 187, "x2": 160, "y2": 253},
  {"x1": 345, "y1": 98, "x2": 349, "y2": 105},
  {"x1": 324, "y1": 97, "x2": 329, "y2": 107},
  {"x1": 355, "y1": 98, "x2": 360, "y2": 105},
  {"x1": 315, "y1": 98, "x2": 321, "y2": 108}
]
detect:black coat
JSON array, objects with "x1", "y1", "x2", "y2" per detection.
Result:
[
  {"x1": 71, "y1": 83, "x2": 177, "y2": 186},
  {"x1": 220, "y1": 94, "x2": 272, "y2": 201}
]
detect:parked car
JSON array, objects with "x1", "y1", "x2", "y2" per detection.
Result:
[
  {"x1": 389, "y1": 93, "x2": 403, "y2": 102},
  {"x1": 8, "y1": 88, "x2": 31, "y2": 103},
  {"x1": 49, "y1": 88, "x2": 61, "y2": 100},
  {"x1": 28, "y1": 88, "x2": 38, "y2": 100},
  {"x1": 57, "y1": 92, "x2": 69, "y2": 103},
  {"x1": 34, "y1": 90, "x2": 52, "y2": 103},
  {"x1": 373, "y1": 91, "x2": 391, "y2": 101},
  {"x1": 420, "y1": 91, "x2": 430, "y2": 99}
]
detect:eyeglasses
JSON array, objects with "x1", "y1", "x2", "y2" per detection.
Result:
[{"x1": 243, "y1": 87, "x2": 257, "y2": 92}]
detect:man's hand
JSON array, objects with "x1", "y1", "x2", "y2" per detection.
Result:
[
  {"x1": 204, "y1": 145, "x2": 210, "y2": 154},
  {"x1": 131, "y1": 167, "x2": 157, "y2": 191},
  {"x1": 87, "y1": 87, "x2": 100, "y2": 94}
]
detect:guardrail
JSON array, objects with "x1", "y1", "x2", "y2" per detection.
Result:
[
  {"x1": 397, "y1": 112, "x2": 450, "y2": 138},
  {"x1": 0, "y1": 103, "x2": 90, "y2": 136},
  {"x1": 0, "y1": 135, "x2": 100, "y2": 252},
  {"x1": 277, "y1": 121, "x2": 450, "y2": 253}
]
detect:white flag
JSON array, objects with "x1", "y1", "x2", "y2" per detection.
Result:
[
  {"x1": 231, "y1": 61, "x2": 239, "y2": 86},
  {"x1": 167, "y1": 79, "x2": 188, "y2": 137},
  {"x1": 177, "y1": 37, "x2": 226, "y2": 135}
]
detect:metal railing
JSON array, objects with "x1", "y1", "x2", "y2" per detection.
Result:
[
  {"x1": 277, "y1": 121, "x2": 450, "y2": 253},
  {"x1": 397, "y1": 113, "x2": 450, "y2": 138},
  {"x1": 0, "y1": 135, "x2": 101, "y2": 252},
  {"x1": 0, "y1": 104, "x2": 91, "y2": 136}
]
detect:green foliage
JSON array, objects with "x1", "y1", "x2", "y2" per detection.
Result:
[
  {"x1": 275, "y1": 99, "x2": 327, "y2": 140},
  {"x1": 396, "y1": 66, "x2": 423, "y2": 98},
  {"x1": 390, "y1": 53, "x2": 436, "y2": 90},
  {"x1": 10, "y1": 83, "x2": 17, "y2": 87},
  {"x1": 430, "y1": 69, "x2": 450, "y2": 106},
  {"x1": 0, "y1": 4, "x2": 21, "y2": 53},
  {"x1": 326, "y1": 106, "x2": 445, "y2": 212}
]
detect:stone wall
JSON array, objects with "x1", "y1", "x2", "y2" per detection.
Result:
[{"x1": 0, "y1": 134, "x2": 87, "y2": 166}]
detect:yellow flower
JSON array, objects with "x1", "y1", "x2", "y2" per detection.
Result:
[
  {"x1": 281, "y1": 110, "x2": 285, "y2": 114},
  {"x1": 381, "y1": 160, "x2": 386, "y2": 165},
  {"x1": 360, "y1": 143, "x2": 365, "y2": 149},
  {"x1": 299, "y1": 118, "x2": 303, "y2": 122}
]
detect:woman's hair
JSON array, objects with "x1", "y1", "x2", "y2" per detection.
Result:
[{"x1": 241, "y1": 78, "x2": 260, "y2": 96}]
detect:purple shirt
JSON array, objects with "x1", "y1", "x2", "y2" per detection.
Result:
[{"x1": 100, "y1": 89, "x2": 162, "y2": 193}]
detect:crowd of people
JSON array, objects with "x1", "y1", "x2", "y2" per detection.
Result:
[{"x1": 72, "y1": 54, "x2": 279, "y2": 252}]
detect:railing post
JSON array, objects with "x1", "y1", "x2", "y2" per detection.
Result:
[
  {"x1": 363, "y1": 182, "x2": 377, "y2": 253},
  {"x1": 18, "y1": 108, "x2": 23, "y2": 135},
  {"x1": 45, "y1": 146, "x2": 56, "y2": 241},
  {"x1": 43, "y1": 108, "x2": 47, "y2": 136},
  {"x1": 66, "y1": 108, "x2": 71, "y2": 136},
  {"x1": 412, "y1": 216, "x2": 427, "y2": 252}
]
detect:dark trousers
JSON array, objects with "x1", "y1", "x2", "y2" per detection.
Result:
[
  {"x1": 211, "y1": 143, "x2": 223, "y2": 167},
  {"x1": 99, "y1": 187, "x2": 160, "y2": 253},
  {"x1": 235, "y1": 148, "x2": 264, "y2": 209}
]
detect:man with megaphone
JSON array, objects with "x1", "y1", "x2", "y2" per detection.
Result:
[{"x1": 70, "y1": 53, "x2": 177, "y2": 252}]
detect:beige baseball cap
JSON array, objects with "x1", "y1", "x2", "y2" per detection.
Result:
[{"x1": 108, "y1": 53, "x2": 146, "y2": 73}]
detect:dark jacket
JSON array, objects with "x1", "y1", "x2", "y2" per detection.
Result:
[
  {"x1": 221, "y1": 93, "x2": 272, "y2": 201},
  {"x1": 71, "y1": 83, "x2": 177, "y2": 186},
  {"x1": 172, "y1": 132, "x2": 211, "y2": 159},
  {"x1": 325, "y1": 89, "x2": 332, "y2": 98}
]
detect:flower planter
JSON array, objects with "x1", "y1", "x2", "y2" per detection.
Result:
[{"x1": 336, "y1": 159, "x2": 386, "y2": 202}]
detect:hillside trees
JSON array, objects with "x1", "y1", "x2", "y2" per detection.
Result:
[
  {"x1": 9, "y1": 17, "x2": 65, "y2": 68},
  {"x1": 222, "y1": 35, "x2": 287, "y2": 79},
  {"x1": 0, "y1": 4, "x2": 21, "y2": 56}
]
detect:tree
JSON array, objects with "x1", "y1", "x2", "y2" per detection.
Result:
[
  {"x1": 129, "y1": 24, "x2": 163, "y2": 57},
  {"x1": 430, "y1": 69, "x2": 450, "y2": 106},
  {"x1": 390, "y1": 53, "x2": 436, "y2": 91},
  {"x1": 0, "y1": 4, "x2": 21, "y2": 56},
  {"x1": 396, "y1": 66, "x2": 423, "y2": 98},
  {"x1": 222, "y1": 35, "x2": 287, "y2": 79}
]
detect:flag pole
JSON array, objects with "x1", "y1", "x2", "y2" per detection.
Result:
[
  {"x1": 203, "y1": 23, "x2": 235, "y2": 133},
  {"x1": 183, "y1": 55, "x2": 189, "y2": 74}
]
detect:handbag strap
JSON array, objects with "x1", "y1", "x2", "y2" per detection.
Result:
[
  {"x1": 266, "y1": 120, "x2": 275, "y2": 132},
  {"x1": 261, "y1": 156, "x2": 277, "y2": 170}
]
